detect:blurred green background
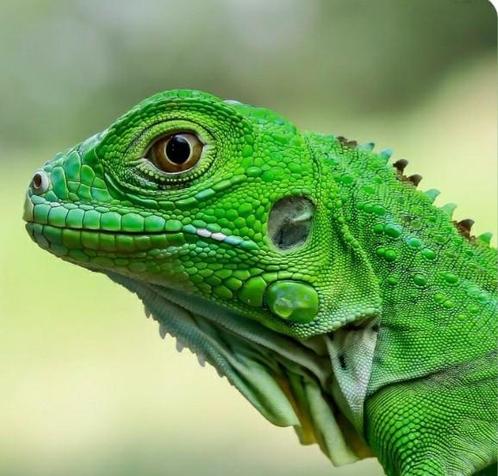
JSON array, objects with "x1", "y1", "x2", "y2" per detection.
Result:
[{"x1": 0, "y1": 1, "x2": 496, "y2": 475}]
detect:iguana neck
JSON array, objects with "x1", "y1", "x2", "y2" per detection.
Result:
[
  {"x1": 307, "y1": 131, "x2": 496, "y2": 294},
  {"x1": 307, "y1": 131, "x2": 497, "y2": 388}
]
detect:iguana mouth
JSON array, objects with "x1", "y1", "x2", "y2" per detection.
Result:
[
  {"x1": 28, "y1": 224, "x2": 175, "y2": 236},
  {"x1": 23, "y1": 193, "x2": 258, "y2": 253},
  {"x1": 107, "y1": 272, "x2": 373, "y2": 467},
  {"x1": 25, "y1": 221, "x2": 188, "y2": 255}
]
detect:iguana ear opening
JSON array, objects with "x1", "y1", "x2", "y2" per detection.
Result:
[{"x1": 268, "y1": 196, "x2": 315, "y2": 250}]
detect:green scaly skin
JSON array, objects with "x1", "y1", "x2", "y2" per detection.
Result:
[{"x1": 23, "y1": 90, "x2": 497, "y2": 475}]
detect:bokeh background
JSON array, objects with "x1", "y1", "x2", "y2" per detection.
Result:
[{"x1": 0, "y1": 1, "x2": 496, "y2": 475}]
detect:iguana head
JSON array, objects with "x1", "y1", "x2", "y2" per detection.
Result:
[{"x1": 23, "y1": 89, "x2": 379, "y2": 464}]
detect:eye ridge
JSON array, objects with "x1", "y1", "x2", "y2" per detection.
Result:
[{"x1": 147, "y1": 132, "x2": 203, "y2": 174}]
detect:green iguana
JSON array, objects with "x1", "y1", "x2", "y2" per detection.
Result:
[{"x1": 23, "y1": 89, "x2": 497, "y2": 475}]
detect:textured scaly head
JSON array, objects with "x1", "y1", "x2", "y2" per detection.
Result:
[
  {"x1": 23, "y1": 89, "x2": 380, "y2": 463},
  {"x1": 24, "y1": 89, "x2": 380, "y2": 337}
]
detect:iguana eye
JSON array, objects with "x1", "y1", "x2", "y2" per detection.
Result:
[{"x1": 147, "y1": 133, "x2": 203, "y2": 173}]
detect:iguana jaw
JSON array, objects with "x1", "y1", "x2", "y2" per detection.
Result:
[
  {"x1": 24, "y1": 192, "x2": 373, "y2": 465},
  {"x1": 106, "y1": 272, "x2": 371, "y2": 467}
]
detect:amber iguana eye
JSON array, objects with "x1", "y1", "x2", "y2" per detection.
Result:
[{"x1": 147, "y1": 133, "x2": 203, "y2": 173}]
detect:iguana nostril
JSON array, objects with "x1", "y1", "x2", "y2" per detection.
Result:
[{"x1": 31, "y1": 171, "x2": 49, "y2": 194}]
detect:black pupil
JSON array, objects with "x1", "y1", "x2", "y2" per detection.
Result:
[{"x1": 166, "y1": 135, "x2": 191, "y2": 164}]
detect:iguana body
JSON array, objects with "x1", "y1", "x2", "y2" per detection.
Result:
[{"x1": 23, "y1": 89, "x2": 497, "y2": 475}]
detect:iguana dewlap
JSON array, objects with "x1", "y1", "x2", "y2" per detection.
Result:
[{"x1": 23, "y1": 89, "x2": 497, "y2": 476}]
